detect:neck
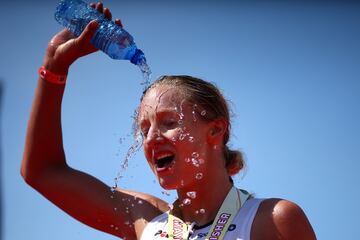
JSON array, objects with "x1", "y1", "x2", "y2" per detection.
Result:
[{"x1": 173, "y1": 176, "x2": 233, "y2": 227}]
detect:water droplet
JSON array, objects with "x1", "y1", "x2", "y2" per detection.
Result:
[
  {"x1": 191, "y1": 158, "x2": 200, "y2": 167},
  {"x1": 179, "y1": 134, "x2": 186, "y2": 140},
  {"x1": 188, "y1": 136, "x2": 194, "y2": 142},
  {"x1": 115, "y1": 227, "x2": 119, "y2": 230},
  {"x1": 131, "y1": 203, "x2": 135, "y2": 207},
  {"x1": 192, "y1": 110, "x2": 197, "y2": 122},
  {"x1": 195, "y1": 210, "x2": 199, "y2": 214},
  {"x1": 183, "y1": 198, "x2": 191, "y2": 205},
  {"x1": 110, "y1": 186, "x2": 116, "y2": 193},
  {"x1": 162, "y1": 191, "x2": 171, "y2": 196},
  {"x1": 195, "y1": 173, "x2": 203, "y2": 179},
  {"x1": 138, "y1": 200, "x2": 143, "y2": 204},
  {"x1": 201, "y1": 110, "x2": 206, "y2": 116},
  {"x1": 186, "y1": 191, "x2": 197, "y2": 199},
  {"x1": 199, "y1": 208, "x2": 206, "y2": 214},
  {"x1": 191, "y1": 152, "x2": 199, "y2": 158},
  {"x1": 124, "y1": 221, "x2": 130, "y2": 225},
  {"x1": 185, "y1": 157, "x2": 190, "y2": 163},
  {"x1": 114, "y1": 207, "x2": 117, "y2": 211},
  {"x1": 192, "y1": 104, "x2": 198, "y2": 122},
  {"x1": 110, "y1": 195, "x2": 114, "y2": 199},
  {"x1": 213, "y1": 145, "x2": 218, "y2": 150},
  {"x1": 110, "y1": 224, "x2": 115, "y2": 228}
]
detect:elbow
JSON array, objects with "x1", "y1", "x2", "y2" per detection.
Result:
[
  {"x1": 20, "y1": 160, "x2": 38, "y2": 187},
  {"x1": 20, "y1": 156, "x2": 48, "y2": 189}
]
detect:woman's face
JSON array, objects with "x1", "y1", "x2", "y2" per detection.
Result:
[{"x1": 138, "y1": 85, "x2": 214, "y2": 190}]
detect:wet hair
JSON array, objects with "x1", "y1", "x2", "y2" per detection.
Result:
[{"x1": 140, "y1": 75, "x2": 245, "y2": 177}]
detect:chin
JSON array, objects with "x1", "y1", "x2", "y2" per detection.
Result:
[{"x1": 158, "y1": 177, "x2": 179, "y2": 190}]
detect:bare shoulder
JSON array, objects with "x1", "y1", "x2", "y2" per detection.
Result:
[{"x1": 251, "y1": 198, "x2": 316, "y2": 240}]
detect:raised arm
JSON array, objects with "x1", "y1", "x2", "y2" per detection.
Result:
[{"x1": 21, "y1": 3, "x2": 167, "y2": 239}]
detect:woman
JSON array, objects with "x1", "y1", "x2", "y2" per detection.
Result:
[{"x1": 21, "y1": 2, "x2": 316, "y2": 239}]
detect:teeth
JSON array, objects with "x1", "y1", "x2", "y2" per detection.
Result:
[{"x1": 154, "y1": 152, "x2": 173, "y2": 161}]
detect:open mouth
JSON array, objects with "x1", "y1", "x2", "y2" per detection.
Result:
[{"x1": 155, "y1": 153, "x2": 175, "y2": 170}]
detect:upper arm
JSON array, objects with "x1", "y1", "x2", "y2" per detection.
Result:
[
  {"x1": 252, "y1": 198, "x2": 316, "y2": 240},
  {"x1": 28, "y1": 165, "x2": 168, "y2": 239}
]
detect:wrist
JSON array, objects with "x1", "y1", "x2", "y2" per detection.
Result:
[
  {"x1": 38, "y1": 66, "x2": 67, "y2": 85},
  {"x1": 42, "y1": 57, "x2": 70, "y2": 76}
]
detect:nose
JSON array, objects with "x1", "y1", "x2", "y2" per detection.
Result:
[{"x1": 144, "y1": 125, "x2": 165, "y2": 147}]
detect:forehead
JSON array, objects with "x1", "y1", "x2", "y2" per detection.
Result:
[{"x1": 139, "y1": 85, "x2": 186, "y2": 114}]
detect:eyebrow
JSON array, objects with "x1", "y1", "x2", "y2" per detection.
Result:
[{"x1": 138, "y1": 108, "x2": 179, "y2": 124}]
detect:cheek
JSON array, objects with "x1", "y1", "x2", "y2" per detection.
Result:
[{"x1": 162, "y1": 128, "x2": 183, "y2": 142}]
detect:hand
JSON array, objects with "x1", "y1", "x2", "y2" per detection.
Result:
[{"x1": 43, "y1": 2, "x2": 123, "y2": 75}]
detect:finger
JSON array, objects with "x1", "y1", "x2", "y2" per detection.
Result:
[
  {"x1": 115, "y1": 18, "x2": 123, "y2": 28},
  {"x1": 103, "y1": 7, "x2": 112, "y2": 20},
  {"x1": 78, "y1": 20, "x2": 98, "y2": 44},
  {"x1": 96, "y1": 2, "x2": 103, "y2": 12}
]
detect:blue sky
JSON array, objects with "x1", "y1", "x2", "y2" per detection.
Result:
[{"x1": 1, "y1": 0, "x2": 360, "y2": 239}]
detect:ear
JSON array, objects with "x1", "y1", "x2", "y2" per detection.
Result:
[{"x1": 207, "y1": 118, "x2": 228, "y2": 145}]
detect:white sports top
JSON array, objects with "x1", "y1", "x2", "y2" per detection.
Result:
[{"x1": 140, "y1": 198, "x2": 264, "y2": 240}]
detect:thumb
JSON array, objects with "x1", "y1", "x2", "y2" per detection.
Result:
[{"x1": 78, "y1": 20, "x2": 98, "y2": 44}]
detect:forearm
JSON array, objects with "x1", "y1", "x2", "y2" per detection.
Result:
[{"x1": 21, "y1": 75, "x2": 67, "y2": 184}]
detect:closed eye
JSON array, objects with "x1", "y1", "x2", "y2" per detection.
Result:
[
  {"x1": 141, "y1": 128, "x2": 149, "y2": 137},
  {"x1": 162, "y1": 119, "x2": 177, "y2": 128}
]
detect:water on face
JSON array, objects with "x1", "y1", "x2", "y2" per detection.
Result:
[
  {"x1": 195, "y1": 173, "x2": 203, "y2": 180},
  {"x1": 186, "y1": 191, "x2": 197, "y2": 199},
  {"x1": 183, "y1": 198, "x2": 191, "y2": 205}
]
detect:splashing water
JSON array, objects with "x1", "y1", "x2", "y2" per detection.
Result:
[
  {"x1": 192, "y1": 104, "x2": 198, "y2": 122},
  {"x1": 195, "y1": 173, "x2": 203, "y2": 180},
  {"x1": 137, "y1": 58, "x2": 152, "y2": 88},
  {"x1": 183, "y1": 198, "x2": 191, "y2": 205},
  {"x1": 191, "y1": 152, "x2": 201, "y2": 167},
  {"x1": 112, "y1": 126, "x2": 143, "y2": 193},
  {"x1": 191, "y1": 152, "x2": 199, "y2": 158},
  {"x1": 192, "y1": 158, "x2": 200, "y2": 167},
  {"x1": 162, "y1": 191, "x2": 171, "y2": 196},
  {"x1": 186, "y1": 191, "x2": 197, "y2": 199},
  {"x1": 179, "y1": 133, "x2": 187, "y2": 141}
]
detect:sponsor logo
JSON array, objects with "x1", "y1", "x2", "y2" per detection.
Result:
[
  {"x1": 209, "y1": 213, "x2": 231, "y2": 240},
  {"x1": 172, "y1": 218, "x2": 184, "y2": 239}
]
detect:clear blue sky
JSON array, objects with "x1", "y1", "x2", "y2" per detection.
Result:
[{"x1": 1, "y1": 0, "x2": 360, "y2": 239}]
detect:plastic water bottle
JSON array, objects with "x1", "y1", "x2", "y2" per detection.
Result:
[{"x1": 54, "y1": 0, "x2": 151, "y2": 83}]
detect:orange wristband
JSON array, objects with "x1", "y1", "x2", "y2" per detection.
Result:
[{"x1": 38, "y1": 66, "x2": 67, "y2": 84}]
